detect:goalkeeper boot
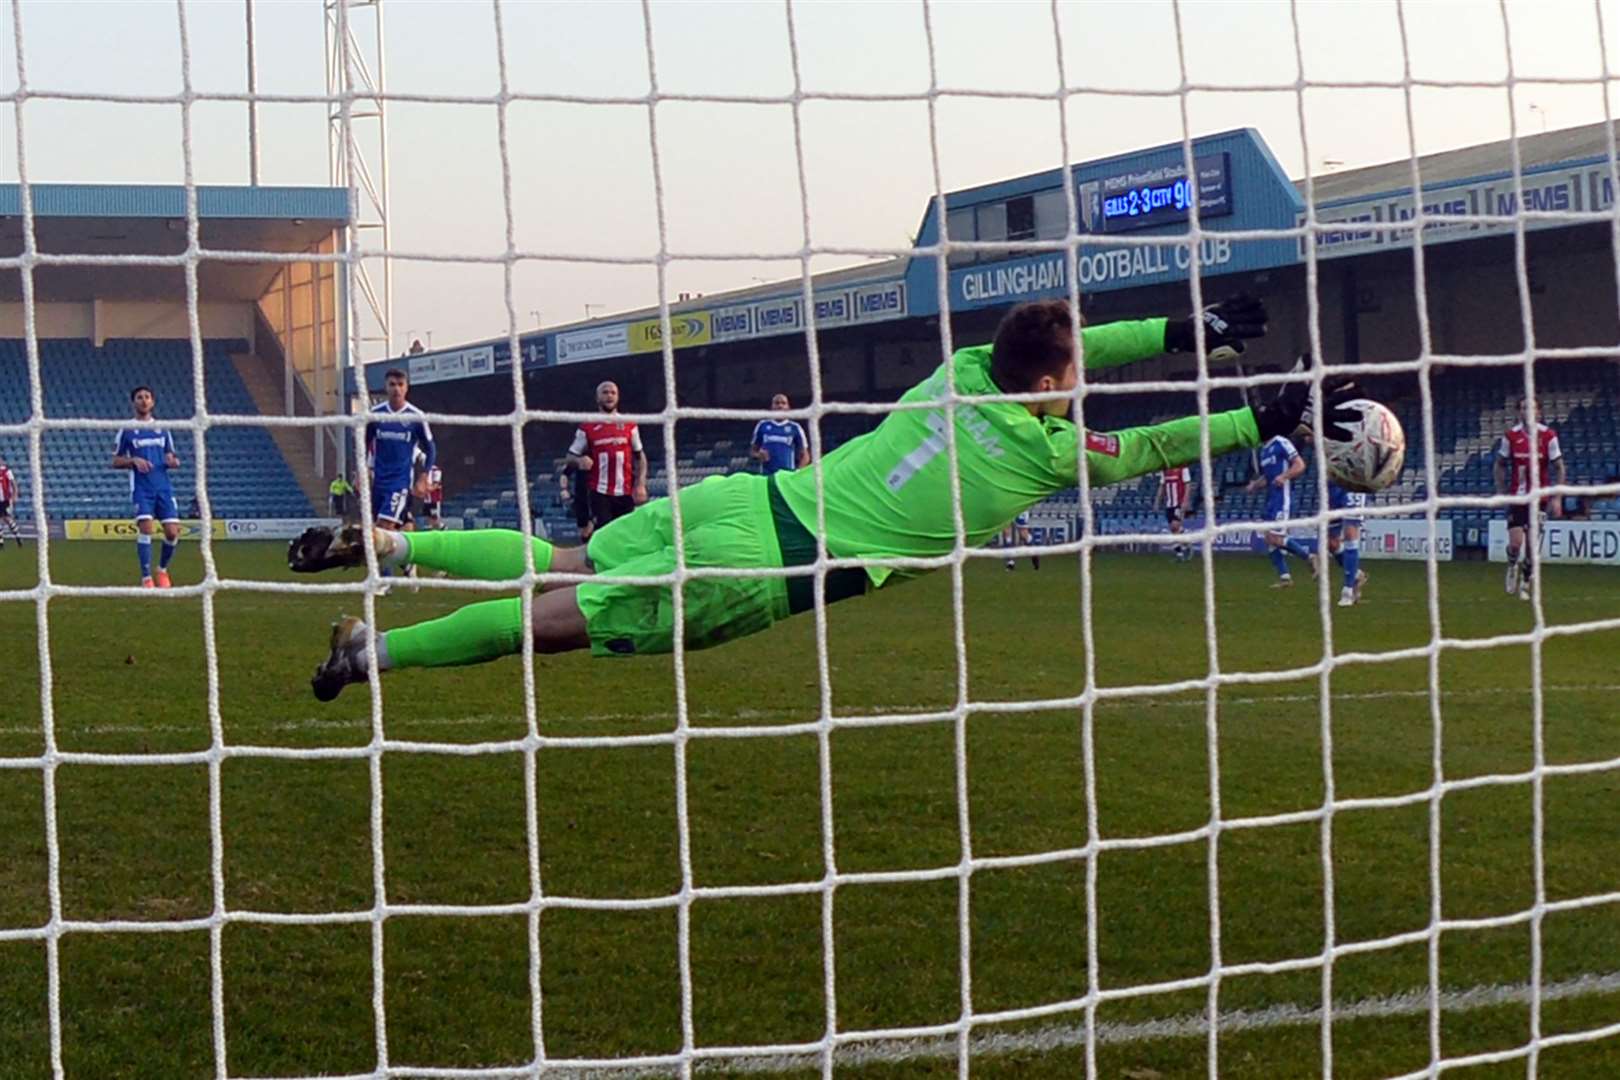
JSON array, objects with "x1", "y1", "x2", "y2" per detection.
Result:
[{"x1": 311, "y1": 615, "x2": 372, "y2": 702}]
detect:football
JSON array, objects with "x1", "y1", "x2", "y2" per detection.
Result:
[{"x1": 1324, "y1": 399, "x2": 1407, "y2": 492}]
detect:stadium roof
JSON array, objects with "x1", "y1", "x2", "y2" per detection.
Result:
[
  {"x1": 1300, "y1": 120, "x2": 1620, "y2": 205},
  {"x1": 370, "y1": 120, "x2": 1620, "y2": 387},
  {"x1": 0, "y1": 184, "x2": 348, "y2": 302},
  {"x1": 573, "y1": 255, "x2": 911, "y2": 328},
  {"x1": 0, "y1": 183, "x2": 348, "y2": 220}
]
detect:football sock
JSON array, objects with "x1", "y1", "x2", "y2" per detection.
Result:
[
  {"x1": 159, "y1": 537, "x2": 178, "y2": 570},
  {"x1": 1332, "y1": 548, "x2": 1346, "y2": 567},
  {"x1": 1507, "y1": 545, "x2": 1521, "y2": 564},
  {"x1": 1341, "y1": 539, "x2": 1360, "y2": 587},
  {"x1": 344, "y1": 621, "x2": 394, "y2": 672},
  {"x1": 1031, "y1": 555, "x2": 1040, "y2": 570},
  {"x1": 375, "y1": 530, "x2": 410, "y2": 569},
  {"x1": 403, "y1": 528, "x2": 555, "y2": 581},
  {"x1": 137, "y1": 533, "x2": 153, "y2": 578},
  {"x1": 1268, "y1": 548, "x2": 1289, "y2": 577},
  {"x1": 1284, "y1": 538, "x2": 1312, "y2": 560},
  {"x1": 385, "y1": 596, "x2": 526, "y2": 669},
  {"x1": 1521, "y1": 554, "x2": 1534, "y2": 583}
]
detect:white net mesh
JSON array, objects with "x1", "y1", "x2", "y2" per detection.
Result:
[{"x1": 5, "y1": 0, "x2": 1620, "y2": 1077}]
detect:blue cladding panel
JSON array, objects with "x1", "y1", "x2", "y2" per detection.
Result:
[
  {"x1": 906, "y1": 128, "x2": 1305, "y2": 312},
  {"x1": 0, "y1": 184, "x2": 349, "y2": 221}
]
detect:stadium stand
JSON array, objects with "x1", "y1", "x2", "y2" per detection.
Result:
[
  {"x1": 439, "y1": 416, "x2": 878, "y2": 539},
  {"x1": 0, "y1": 338, "x2": 317, "y2": 520},
  {"x1": 1085, "y1": 361, "x2": 1620, "y2": 540},
  {"x1": 392, "y1": 356, "x2": 1619, "y2": 548}
]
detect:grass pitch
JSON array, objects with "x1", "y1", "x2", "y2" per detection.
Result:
[{"x1": 1, "y1": 539, "x2": 1618, "y2": 1078}]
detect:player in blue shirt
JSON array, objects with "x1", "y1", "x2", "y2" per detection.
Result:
[
  {"x1": 366, "y1": 369, "x2": 434, "y2": 527},
  {"x1": 1327, "y1": 482, "x2": 1368, "y2": 607},
  {"x1": 112, "y1": 385, "x2": 183, "y2": 588},
  {"x1": 366, "y1": 369, "x2": 435, "y2": 579},
  {"x1": 750, "y1": 393, "x2": 809, "y2": 475},
  {"x1": 1246, "y1": 434, "x2": 1315, "y2": 588}
]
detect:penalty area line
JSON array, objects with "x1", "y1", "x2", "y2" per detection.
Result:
[
  {"x1": 4, "y1": 684, "x2": 1620, "y2": 739},
  {"x1": 533, "y1": 971, "x2": 1620, "y2": 1077}
]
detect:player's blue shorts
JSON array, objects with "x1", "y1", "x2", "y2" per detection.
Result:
[
  {"x1": 1329, "y1": 488, "x2": 1366, "y2": 535},
  {"x1": 1263, "y1": 487, "x2": 1292, "y2": 527},
  {"x1": 372, "y1": 477, "x2": 412, "y2": 523},
  {"x1": 133, "y1": 487, "x2": 179, "y2": 523}
]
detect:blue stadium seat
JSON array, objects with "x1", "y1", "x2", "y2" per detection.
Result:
[{"x1": 0, "y1": 338, "x2": 315, "y2": 520}]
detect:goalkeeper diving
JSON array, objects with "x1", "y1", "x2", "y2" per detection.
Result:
[{"x1": 290, "y1": 295, "x2": 1360, "y2": 700}]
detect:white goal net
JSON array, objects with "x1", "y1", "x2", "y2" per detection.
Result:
[{"x1": 4, "y1": 1, "x2": 1620, "y2": 1077}]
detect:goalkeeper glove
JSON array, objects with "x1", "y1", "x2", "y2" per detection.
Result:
[
  {"x1": 1252, "y1": 355, "x2": 1362, "y2": 442},
  {"x1": 1164, "y1": 293, "x2": 1268, "y2": 357}
]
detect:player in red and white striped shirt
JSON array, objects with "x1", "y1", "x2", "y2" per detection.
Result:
[
  {"x1": 1493, "y1": 396, "x2": 1565, "y2": 601},
  {"x1": 1157, "y1": 464, "x2": 1193, "y2": 562},
  {"x1": 0, "y1": 455, "x2": 20, "y2": 549},
  {"x1": 423, "y1": 465, "x2": 445, "y2": 529},
  {"x1": 568, "y1": 381, "x2": 648, "y2": 532}
]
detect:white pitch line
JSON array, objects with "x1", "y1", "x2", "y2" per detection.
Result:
[
  {"x1": 517, "y1": 971, "x2": 1620, "y2": 1078},
  {"x1": 4, "y1": 685, "x2": 1620, "y2": 740}
]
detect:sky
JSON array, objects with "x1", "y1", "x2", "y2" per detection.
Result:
[{"x1": 5, "y1": 0, "x2": 1620, "y2": 356}]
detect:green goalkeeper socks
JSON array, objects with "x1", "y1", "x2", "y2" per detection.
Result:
[
  {"x1": 380, "y1": 532, "x2": 553, "y2": 669},
  {"x1": 384, "y1": 596, "x2": 527, "y2": 669},
  {"x1": 401, "y1": 528, "x2": 554, "y2": 580}
]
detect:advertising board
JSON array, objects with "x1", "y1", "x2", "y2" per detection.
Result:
[{"x1": 1488, "y1": 519, "x2": 1620, "y2": 564}]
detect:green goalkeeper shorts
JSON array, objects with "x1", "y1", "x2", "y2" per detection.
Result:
[{"x1": 576, "y1": 472, "x2": 792, "y2": 657}]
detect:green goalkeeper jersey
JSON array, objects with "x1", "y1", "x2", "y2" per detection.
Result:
[{"x1": 774, "y1": 318, "x2": 1260, "y2": 586}]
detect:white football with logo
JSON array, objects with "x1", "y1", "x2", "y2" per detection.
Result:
[{"x1": 1325, "y1": 399, "x2": 1406, "y2": 493}]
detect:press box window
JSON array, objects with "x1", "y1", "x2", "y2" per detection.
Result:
[
  {"x1": 1005, "y1": 196, "x2": 1036, "y2": 243},
  {"x1": 1034, "y1": 188, "x2": 1069, "y2": 240},
  {"x1": 946, "y1": 206, "x2": 976, "y2": 266},
  {"x1": 975, "y1": 202, "x2": 1009, "y2": 263},
  {"x1": 975, "y1": 202, "x2": 1008, "y2": 243}
]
